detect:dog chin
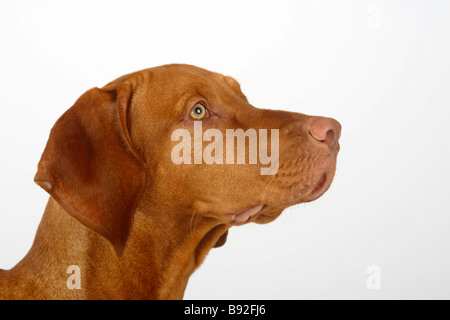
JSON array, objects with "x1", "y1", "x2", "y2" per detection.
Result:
[
  {"x1": 253, "y1": 210, "x2": 284, "y2": 224},
  {"x1": 227, "y1": 205, "x2": 283, "y2": 225}
]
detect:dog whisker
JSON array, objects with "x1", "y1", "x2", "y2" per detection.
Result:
[
  {"x1": 261, "y1": 174, "x2": 279, "y2": 205},
  {"x1": 193, "y1": 210, "x2": 200, "y2": 234},
  {"x1": 189, "y1": 210, "x2": 196, "y2": 235}
]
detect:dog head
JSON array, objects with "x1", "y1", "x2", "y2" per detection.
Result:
[{"x1": 35, "y1": 64, "x2": 341, "y2": 255}]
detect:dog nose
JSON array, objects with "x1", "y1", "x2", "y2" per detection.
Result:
[{"x1": 309, "y1": 117, "x2": 341, "y2": 150}]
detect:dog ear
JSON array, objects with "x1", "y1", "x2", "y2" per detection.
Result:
[
  {"x1": 213, "y1": 230, "x2": 228, "y2": 248},
  {"x1": 34, "y1": 75, "x2": 147, "y2": 256}
]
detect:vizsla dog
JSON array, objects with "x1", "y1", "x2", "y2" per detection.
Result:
[{"x1": 0, "y1": 64, "x2": 341, "y2": 299}]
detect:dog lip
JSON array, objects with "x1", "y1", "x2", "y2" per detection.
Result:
[
  {"x1": 230, "y1": 204, "x2": 265, "y2": 224},
  {"x1": 302, "y1": 173, "x2": 329, "y2": 202},
  {"x1": 311, "y1": 173, "x2": 327, "y2": 195}
]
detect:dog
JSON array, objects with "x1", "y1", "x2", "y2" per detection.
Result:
[{"x1": 0, "y1": 64, "x2": 341, "y2": 299}]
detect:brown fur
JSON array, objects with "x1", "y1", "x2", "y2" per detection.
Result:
[{"x1": 0, "y1": 64, "x2": 341, "y2": 299}]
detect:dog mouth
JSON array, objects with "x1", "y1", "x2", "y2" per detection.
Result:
[
  {"x1": 312, "y1": 173, "x2": 327, "y2": 195},
  {"x1": 227, "y1": 173, "x2": 331, "y2": 225},
  {"x1": 226, "y1": 165, "x2": 334, "y2": 225},
  {"x1": 301, "y1": 172, "x2": 330, "y2": 202}
]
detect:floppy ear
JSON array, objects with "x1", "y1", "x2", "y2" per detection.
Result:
[
  {"x1": 34, "y1": 76, "x2": 147, "y2": 256},
  {"x1": 213, "y1": 230, "x2": 228, "y2": 248}
]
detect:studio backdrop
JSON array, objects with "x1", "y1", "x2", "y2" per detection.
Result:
[{"x1": 0, "y1": 0, "x2": 449, "y2": 299}]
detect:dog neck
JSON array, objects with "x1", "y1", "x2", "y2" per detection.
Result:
[
  {"x1": 3, "y1": 197, "x2": 228, "y2": 299},
  {"x1": 101, "y1": 205, "x2": 229, "y2": 299}
]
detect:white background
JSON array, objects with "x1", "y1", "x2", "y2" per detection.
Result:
[{"x1": 1, "y1": 0, "x2": 449, "y2": 299}]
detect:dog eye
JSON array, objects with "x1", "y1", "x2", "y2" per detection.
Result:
[{"x1": 190, "y1": 103, "x2": 207, "y2": 120}]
